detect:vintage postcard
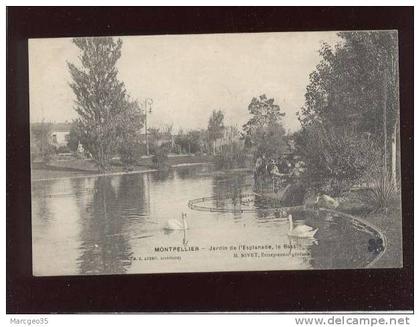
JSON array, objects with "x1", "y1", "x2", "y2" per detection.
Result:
[{"x1": 29, "y1": 31, "x2": 402, "y2": 276}]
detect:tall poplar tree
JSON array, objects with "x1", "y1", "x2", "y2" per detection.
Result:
[{"x1": 68, "y1": 37, "x2": 143, "y2": 171}]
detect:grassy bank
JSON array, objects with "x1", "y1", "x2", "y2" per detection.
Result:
[
  {"x1": 256, "y1": 185, "x2": 402, "y2": 269},
  {"x1": 337, "y1": 192, "x2": 402, "y2": 268},
  {"x1": 31, "y1": 154, "x2": 213, "y2": 181},
  {"x1": 31, "y1": 167, "x2": 93, "y2": 180}
]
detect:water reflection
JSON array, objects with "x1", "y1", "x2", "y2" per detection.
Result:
[
  {"x1": 32, "y1": 178, "x2": 83, "y2": 275},
  {"x1": 150, "y1": 169, "x2": 174, "y2": 182},
  {"x1": 31, "y1": 180, "x2": 54, "y2": 225},
  {"x1": 32, "y1": 166, "x2": 382, "y2": 276},
  {"x1": 77, "y1": 177, "x2": 132, "y2": 275},
  {"x1": 211, "y1": 174, "x2": 249, "y2": 213}
]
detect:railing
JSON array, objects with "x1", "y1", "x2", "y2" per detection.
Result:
[
  {"x1": 254, "y1": 172, "x2": 291, "y2": 194},
  {"x1": 187, "y1": 193, "x2": 304, "y2": 214},
  {"x1": 187, "y1": 193, "x2": 258, "y2": 213}
]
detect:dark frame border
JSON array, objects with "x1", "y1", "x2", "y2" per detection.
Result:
[{"x1": 6, "y1": 6, "x2": 414, "y2": 313}]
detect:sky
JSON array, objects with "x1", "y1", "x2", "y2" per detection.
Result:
[{"x1": 29, "y1": 32, "x2": 340, "y2": 133}]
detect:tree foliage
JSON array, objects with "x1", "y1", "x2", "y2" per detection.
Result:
[
  {"x1": 208, "y1": 110, "x2": 225, "y2": 140},
  {"x1": 299, "y1": 31, "x2": 398, "y2": 146},
  {"x1": 68, "y1": 37, "x2": 144, "y2": 171},
  {"x1": 293, "y1": 126, "x2": 382, "y2": 194},
  {"x1": 66, "y1": 121, "x2": 82, "y2": 152},
  {"x1": 214, "y1": 142, "x2": 247, "y2": 170},
  {"x1": 152, "y1": 144, "x2": 171, "y2": 170},
  {"x1": 296, "y1": 31, "x2": 399, "y2": 191},
  {"x1": 207, "y1": 110, "x2": 225, "y2": 154},
  {"x1": 147, "y1": 127, "x2": 163, "y2": 155},
  {"x1": 30, "y1": 122, "x2": 56, "y2": 162},
  {"x1": 175, "y1": 129, "x2": 208, "y2": 154},
  {"x1": 242, "y1": 94, "x2": 288, "y2": 159},
  {"x1": 117, "y1": 100, "x2": 145, "y2": 166}
]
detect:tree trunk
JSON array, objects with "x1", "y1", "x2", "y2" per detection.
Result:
[
  {"x1": 383, "y1": 67, "x2": 388, "y2": 177},
  {"x1": 391, "y1": 123, "x2": 396, "y2": 186},
  {"x1": 391, "y1": 49, "x2": 400, "y2": 189}
]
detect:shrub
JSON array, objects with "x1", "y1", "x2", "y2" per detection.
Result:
[
  {"x1": 361, "y1": 173, "x2": 398, "y2": 212},
  {"x1": 30, "y1": 122, "x2": 56, "y2": 162},
  {"x1": 214, "y1": 142, "x2": 247, "y2": 170},
  {"x1": 31, "y1": 143, "x2": 56, "y2": 162},
  {"x1": 119, "y1": 142, "x2": 137, "y2": 167},
  {"x1": 119, "y1": 141, "x2": 145, "y2": 167},
  {"x1": 57, "y1": 145, "x2": 70, "y2": 153},
  {"x1": 294, "y1": 125, "x2": 383, "y2": 196},
  {"x1": 152, "y1": 145, "x2": 170, "y2": 169}
]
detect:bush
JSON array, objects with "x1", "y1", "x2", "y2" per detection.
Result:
[
  {"x1": 152, "y1": 145, "x2": 170, "y2": 169},
  {"x1": 57, "y1": 145, "x2": 70, "y2": 153},
  {"x1": 294, "y1": 126, "x2": 383, "y2": 196},
  {"x1": 30, "y1": 122, "x2": 56, "y2": 162},
  {"x1": 361, "y1": 173, "x2": 398, "y2": 212},
  {"x1": 119, "y1": 141, "x2": 145, "y2": 167},
  {"x1": 214, "y1": 142, "x2": 247, "y2": 170},
  {"x1": 119, "y1": 143, "x2": 137, "y2": 167},
  {"x1": 31, "y1": 143, "x2": 56, "y2": 163}
]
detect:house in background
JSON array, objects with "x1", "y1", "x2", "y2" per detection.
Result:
[{"x1": 50, "y1": 122, "x2": 71, "y2": 148}]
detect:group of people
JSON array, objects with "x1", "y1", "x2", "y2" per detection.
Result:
[{"x1": 254, "y1": 154, "x2": 306, "y2": 190}]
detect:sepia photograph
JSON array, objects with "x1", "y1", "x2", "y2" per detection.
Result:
[{"x1": 29, "y1": 30, "x2": 402, "y2": 277}]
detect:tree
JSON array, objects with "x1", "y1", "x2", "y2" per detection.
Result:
[
  {"x1": 161, "y1": 124, "x2": 174, "y2": 152},
  {"x1": 174, "y1": 129, "x2": 207, "y2": 154},
  {"x1": 207, "y1": 110, "x2": 225, "y2": 155},
  {"x1": 293, "y1": 124, "x2": 382, "y2": 194},
  {"x1": 186, "y1": 130, "x2": 202, "y2": 154},
  {"x1": 299, "y1": 32, "x2": 399, "y2": 169},
  {"x1": 30, "y1": 121, "x2": 56, "y2": 162},
  {"x1": 68, "y1": 37, "x2": 143, "y2": 171},
  {"x1": 147, "y1": 127, "x2": 161, "y2": 155},
  {"x1": 117, "y1": 100, "x2": 144, "y2": 166},
  {"x1": 67, "y1": 121, "x2": 82, "y2": 152},
  {"x1": 297, "y1": 31, "x2": 399, "y2": 190},
  {"x1": 242, "y1": 94, "x2": 288, "y2": 159}
]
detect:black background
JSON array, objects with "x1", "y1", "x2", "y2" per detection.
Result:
[{"x1": 6, "y1": 7, "x2": 414, "y2": 313}]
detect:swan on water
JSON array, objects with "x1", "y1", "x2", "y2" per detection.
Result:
[
  {"x1": 287, "y1": 214, "x2": 318, "y2": 238},
  {"x1": 164, "y1": 212, "x2": 188, "y2": 230}
]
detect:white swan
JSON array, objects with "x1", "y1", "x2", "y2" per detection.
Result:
[
  {"x1": 316, "y1": 194, "x2": 339, "y2": 209},
  {"x1": 287, "y1": 214, "x2": 318, "y2": 238},
  {"x1": 304, "y1": 194, "x2": 339, "y2": 210},
  {"x1": 164, "y1": 213, "x2": 188, "y2": 230}
]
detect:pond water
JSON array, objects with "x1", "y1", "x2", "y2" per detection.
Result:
[{"x1": 31, "y1": 165, "x2": 383, "y2": 276}]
